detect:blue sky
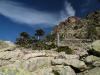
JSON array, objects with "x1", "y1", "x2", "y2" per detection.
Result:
[{"x1": 0, "y1": 0, "x2": 100, "y2": 42}]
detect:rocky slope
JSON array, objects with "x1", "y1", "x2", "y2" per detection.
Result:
[
  {"x1": 54, "y1": 11, "x2": 100, "y2": 40},
  {"x1": 0, "y1": 40, "x2": 100, "y2": 75},
  {"x1": 53, "y1": 11, "x2": 100, "y2": 56}
]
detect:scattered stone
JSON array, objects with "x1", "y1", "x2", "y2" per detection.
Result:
[
  {"x1": 53, "y1": 65, "x2": 76, "y2": 75},
  {"x1": 84, "y1": 55, "x2": 100, "y2": 63},
  {"x1": 77, "y1": 67, "x2": 100, "y2": 75},
  {"x1": 91, "y1": 40, "x2": 100, "y2": 52}
]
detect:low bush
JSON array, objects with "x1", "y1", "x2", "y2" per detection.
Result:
[
  {"x1": 52, "y1": 70, "x2": 60, "y2": 75},
  {"x1": 49, "y1": 43, "x2": 57, "y2": 49},
  {"x1": 56, "y1": 46, "x2": 73, "y2": 54}
]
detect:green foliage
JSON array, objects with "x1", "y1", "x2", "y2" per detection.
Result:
[
  {"x1": 32, "y1": 41, "x2": 45, "y2": 50},
  {"x1": 49, "y1": 43, "x2": 57, "y2": 49},
  {"x1": 45, "y1": 33, "x2": 56, "y2": 42},
  {"x1": 15, "y1": 32, "x2": 34, "y2": 48},
  {"x1": 56, "y1": 46, "x2": 73, "y2": 54},
  {"x1": 35, "y1": 29, "x2": 45, "y2": 40},
  {"x1": 60, "y1": 35, "x2": 65, "y2": 41},
  {"x1": 32, "y1": 41, "x2": 56, "y2": 50},
  {"x1": 52, "y1": 70, "x2": 60, "y2": 75},
  {"x1": 35, "y1": 29, "x2": 45, "y2": 36},
  {"x1": 20, "y1": 32, "x2": 29, "y2": 38},
  {"x1": 16, "y1": 31, "x2": 56, "y2": 50},
  {"x1": 15, "y1": 31, "x2": 46, "y2": 49}
]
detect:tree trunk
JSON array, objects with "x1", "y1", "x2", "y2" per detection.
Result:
[
  {"x1": 37, "y1": 36, "x2": 40, "y2": 40},
  {"x1": 57, "y1": 33, "x2": 60, "y2": 47}
]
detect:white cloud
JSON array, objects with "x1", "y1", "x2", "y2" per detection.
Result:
[
  {"x1": 60, "y1": 1, "x2": 75, "y2": 21},
  {"x1": 0, "y1": 0, "x2": 75, "y2": 26}
]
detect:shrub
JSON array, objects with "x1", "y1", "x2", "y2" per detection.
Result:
[
  {"x1": 32, "y1": 41, "x2": 57, "y2": 50},
  {"x1": 31, "y1": 41, "x2": 49, "y2": 50},
  {"x1": 56, "y1": 46, "x2": 73, "y2": 54},
  {"x1": 49, "y1": 43, "x2": 57, "y2": 49},
  {"x1": 52, "y1": 70, "x2": 60, "y2": 75}
]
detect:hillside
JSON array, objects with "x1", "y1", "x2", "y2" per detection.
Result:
[{"x1": 53, "y1": 11, "x2": 100, "y2": 56}]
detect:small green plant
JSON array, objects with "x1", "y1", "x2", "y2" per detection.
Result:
[
  {"x1": 56, "y1": 46, "x2": 73, "y2": 54},
  {"x1": 49, "y1": 43, "x2": 57, "y2": 49},
  {"x1": 52, "y1": 70, "x2": 60, "y2": 75}
]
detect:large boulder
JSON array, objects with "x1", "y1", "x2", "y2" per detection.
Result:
[
  {"x1": 93, "y1": 59, "x2": 100, "y2": 67},
  {"x1": 84, "y1": 55, "x2": 100, "y2": 63},
  {"x1": 88, "y1": 40, "x2": 100, "y2": 57},
  {"x1": 84, "y1": 55, "x2": 100, "y2": 67},
  {"x1": 32, "y1": 67, "x2": 54, "y2": 75},
  {"x1": 0, "y1": 49, "x2": 24, "y2": 66},
  {"x1": 91, "y1": 40, "x2": 100, "y2": 52},
  {"x1": 22, "y1": 57, "x2": 53, "y2": 72},
  {"x1": 77, "y1": 67, "x2": 100, "y2": 75},
  {"x1": 52, "y1": 54, "x2": 87, "y2": 71},
  {"x1": 53, "y1": 65, "x2": 76, "y2": 75},
  {"x1": 52, "y1": 58, "x2": 87, "y2": 71}
]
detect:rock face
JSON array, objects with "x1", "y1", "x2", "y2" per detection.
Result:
[
  {"x1": 53, "y1": 17, "x2": 92, "y2": 56},
  {"x1": 53, "y1": 65, "x2": 76, "y2": 75},
  {"x1": 85, "y1": 55, "x2": 100, "y2": 63},
  {"x1": 1, "y1": 40, "x2": 100, "y2": 75},
  {"x1": 86, "y1": 10, "x2": 100, "y2": 26},
  {"x1": 0, "y1": 41, "x2": 81, "y2": 75},
  {"x1": 91, "y1": 40, "x2": 100, "y2": 52},
  {"x1": 77, "y1": 67, "x2": 100, "y2": 75},
  {"x1": 0, "y1": 40, "x2": 100, "y2": 75},
  {"x1": 52, "y1": 58, "x2": 87, "y2": 71},
  {"x1": 53, "y1": 11, "x2": 100, "y2": 56}
]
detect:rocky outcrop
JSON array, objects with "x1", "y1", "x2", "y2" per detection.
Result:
[
  {"x1": 53, "y1": 17, "x2": 92, "y2": 57},
  {"x1": 0, "y1": 39, "x2": 100, "y2": 75},
  {"x1": 84, "y1": 55, "x2": 100, "y2": 63},
  {"x1": 53, "y1": 11, "x2": 100, "y2": 57},
  {"x1": 77, "y1": 67, "x2": 100, "y2": 75},
  {"x1": 52, "y1": 57, "x2": 87, "y2": 71},
  {"x1": 0, "y1": 41, "x2": 85, "y2": 75},
  {"x1": 86, "y1": 10, "x2": 100, "y2": 26},
  {"x1": 53, "y1": 65, "x2": 76, "y2": 75},
  {"x1": 91, "y1": 40, "x2": 100, "y2": 52}
]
